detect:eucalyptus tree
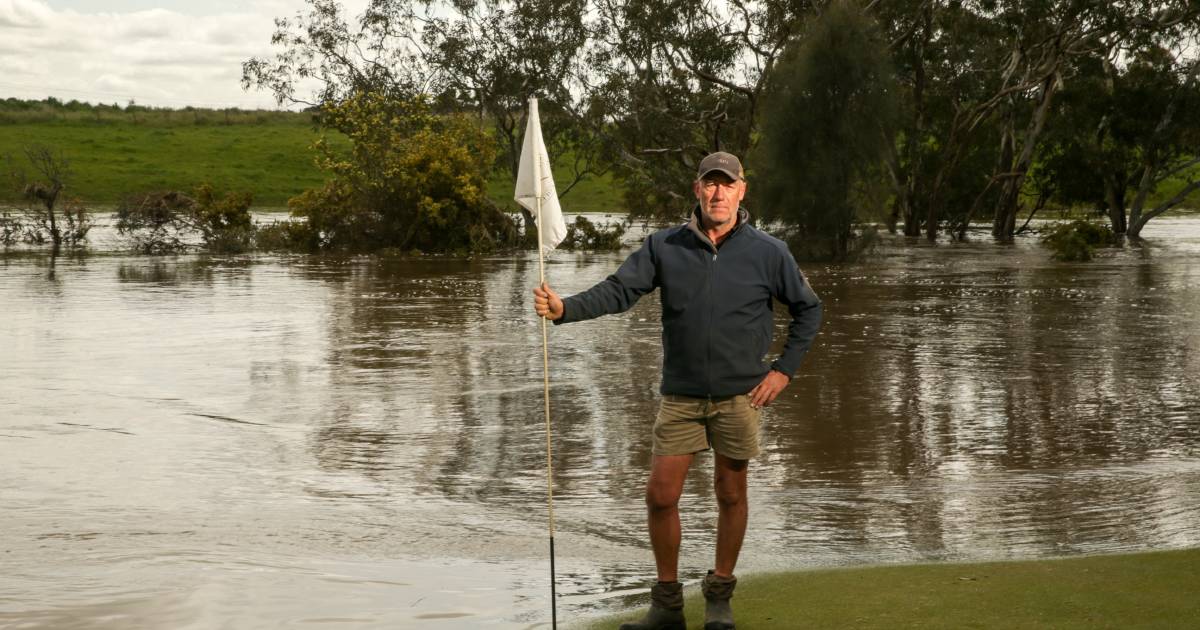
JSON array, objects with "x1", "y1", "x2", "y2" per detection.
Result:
[
  {"x1": 1123, "y1": 58, "x2": 1200, "y2": 239},
  {"x1": 1041, "y1": 47, "x2": 1200, "y2": 239},
  {"x1": 984, "y1": 0, "x2": 1200, "y2": 241},
  {"x1": 872, "y1": 0, "x2": 1200, "y2": 241},
  {"x1": 873, "y1": 0, "x2": 1012, "y2": 239},
  {"x1": 241, "y1": 0, "x2": 430, "y2": 107}
]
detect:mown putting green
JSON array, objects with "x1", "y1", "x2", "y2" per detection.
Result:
[{"x1": 578, "y1": 547, "x2": 1200, "y2": 629}]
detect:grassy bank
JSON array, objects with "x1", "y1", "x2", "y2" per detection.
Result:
[
  {"x1": 579, "y1": 547, "x2": 1200, "y2": 629},
  {"x1": 0, "y1": 110, "x2": 619, "y2": 212},
  {"x1": 0, "y1": 114, "x2": 336, "y2": 207}
]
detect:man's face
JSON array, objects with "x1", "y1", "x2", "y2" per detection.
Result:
[{"x1": 693, "y1": 172, "x2": 746, "y2": 228}]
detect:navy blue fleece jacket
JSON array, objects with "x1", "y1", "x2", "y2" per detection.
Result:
[{"x1": 556, "y1": 208, "x2": 822, "y2": 397}]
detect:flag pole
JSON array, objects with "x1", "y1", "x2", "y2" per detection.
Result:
[
  {"x1": 518, "y1": 95, "x2": 562, "y2": 628},
  {"x1": 533, "y1": 105, "x2": 558, "y2": 630}
]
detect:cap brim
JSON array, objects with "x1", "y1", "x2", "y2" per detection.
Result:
[{"x1": 697, "y1": 167, "x2": 742, "y2": 181}]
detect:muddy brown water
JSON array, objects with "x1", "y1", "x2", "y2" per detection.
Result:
[{"x1": 2, "y1": 216, "x2": 1199, "y2": 628}]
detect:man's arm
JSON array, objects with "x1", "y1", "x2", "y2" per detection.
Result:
[
  {"x1": 533, "y1": 235, "x2": 659, "y2": 324},
  {"x1": 769, "y1": 252, "x2": 823, "y2": 377},
  {"x1": 748, "y1": 249, "x2": 822, "y2": 408}
]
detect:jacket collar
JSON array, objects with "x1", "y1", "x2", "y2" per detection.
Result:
[{"x1": 687, "y1": 206, "x2": 751, "y2": 251}]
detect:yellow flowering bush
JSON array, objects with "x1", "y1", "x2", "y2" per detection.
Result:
[{"x1": 288, "y1": 92, "x2": 518, "y2": 253}]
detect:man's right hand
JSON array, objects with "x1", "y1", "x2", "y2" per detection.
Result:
[{"x1": 533, "y1": 282, "x2": 564, "y2": 321}]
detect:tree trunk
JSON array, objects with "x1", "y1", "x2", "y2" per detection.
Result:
[
  {"x1": 924, "y1": 174, "x2": 945, "y2": 241},
  {"x1": 47, "y1": 205, "x2": 60, "y2": 246},
  {"x1": 990, "y1": 108, "x2": 1016, "y2": 239},
  {"x1": 993, "y1": 73, "x2": 1058, "y2": 241},
  {"x1": 1103, "y1": 175, "x2": 1126, "y2": 234},
  {"x1": 903, "y1": 204, "x2": 921, "y2": 237},
  {"x1": 899, "y1": 6, "x2": 930, "y2": 240},
  {"x1": 1128, "y1": 179, "x2": 1200, "y2": 239}
]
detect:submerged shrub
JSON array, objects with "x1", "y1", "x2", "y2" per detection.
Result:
[
  {"x1": 116, "y1": 184, "x2": 255, "y2": 254},
  {"x1": 285, "y1": 92, "x2": 519, "y2": 254},
  {"x1": 0, "y1": 208, "x2": 22, "y2": 245},
  {"x1": 1040, "y1": 220, "x2": 1118, "y2": 261},
  {"x1": 255, "y1": 218, "x2": 317, "y2": 252},
  {"x1": 560, "y1": 215, "x2": 626, "y2": 250}
]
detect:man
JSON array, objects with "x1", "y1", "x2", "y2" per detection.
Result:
[{"x1": 533, "y1": 152, "x2": 822, "y2": 630}]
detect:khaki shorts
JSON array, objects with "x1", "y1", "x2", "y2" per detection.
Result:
[{"x1": 653, "y1": 394, "x2": 761, "y2": 460}]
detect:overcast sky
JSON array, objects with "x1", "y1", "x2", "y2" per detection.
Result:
[{"x1": 0, "y1": 0, "x2": 368, "y2": 109}]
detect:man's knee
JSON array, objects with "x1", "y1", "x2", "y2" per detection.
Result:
[
  {"x1": 645, "y1": 481, "x2": 683, "y2": 512},
  {"x1": 714, "y1": 482, "x2": 747, "y2": 511},
  {"x1": 713, "y1": 456, "x2": 749, "y2": 510}
]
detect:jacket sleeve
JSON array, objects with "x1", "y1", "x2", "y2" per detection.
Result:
[
  {"x1": 555, "y1": 235, "x2": 659, "y2": 324},
  {"x1": 769, "y1": 249, "x2": 822, "y2": 377}
]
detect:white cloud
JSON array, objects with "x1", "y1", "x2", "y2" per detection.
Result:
[
  {"x1": 0, "y1": 0, "x2": 52, "y2": 28},
  {"x1": 0, "y1": 0, "x2": 332, "y2": 109}
]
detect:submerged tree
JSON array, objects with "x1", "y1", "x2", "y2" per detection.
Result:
[
  {"x1": 1038, "y1": 46, "x2": 1200, "y2": 238},
  {"x1": 753, "y1": 0, "x2": 896, "y2": 259},
  {"x1": 3, "y1": 145, "x2": 90, "y2": 249},
  {"x1": 874, "y1": 0, "x2": 1200, "y2": 241}
]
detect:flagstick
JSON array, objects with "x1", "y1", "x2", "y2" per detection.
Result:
[{"x1": 536, "y1": 188, "x2": 558, "y2": 630}]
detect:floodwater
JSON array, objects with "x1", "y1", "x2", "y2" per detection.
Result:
[{"x1": 2, "y1": 216, "x2": 1199, "y2": 628}]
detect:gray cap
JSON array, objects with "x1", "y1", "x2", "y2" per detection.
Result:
[{"x1": 696, "y1": 151, "x2": 743, "y2": 181}]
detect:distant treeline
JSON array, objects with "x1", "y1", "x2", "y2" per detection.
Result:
[{"x1": 0, "y1": 97, "x2": 310, "y2": 126}]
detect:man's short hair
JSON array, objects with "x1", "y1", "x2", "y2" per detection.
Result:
[{"x1": 697, "y1": 152, "x2": 744, "y2": 181}]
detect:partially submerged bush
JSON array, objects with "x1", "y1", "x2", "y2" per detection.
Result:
[
  {"x1": 116, "y1": 184, "x2": 255, "y2": 254},
  {"x1": 286, "y1": 92, "x2": 519, "y2": 254},
  {"x1": 0, "y1": 208, "x2": 21, "y2": 245},
  {"x1": 0, "y1": 198, "x2": 91, "y2": 247},
  {"x1": 256, "y1": 218, "x2": 317, "y2": 252},
  {"x1": 3, "y1": 145, "x2": 91, "y2": 248},
  {"x1": 1040, "y1": 220, "x2": 1118, "y2": 261},
  {"x1": 559, "y1": 215, "x2": 626, "y2": 250}
]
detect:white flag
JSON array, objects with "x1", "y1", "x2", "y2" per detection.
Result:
[{"x1": 514, "y1": 97, "x2": 567, "y2": 253}]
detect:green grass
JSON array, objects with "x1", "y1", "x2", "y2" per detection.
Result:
[
  {"x1": 0, "y1": 111, "x2": 623, "y2": 213},
  {"x1": 0, "y1": 115, "x2": 335, "y2": 207},
  {"x1": 0, "y1": 115, "x2": 333, "y2": 206},
  {"x1": 578, "y1": 547, "x2": 1200, "y2": 629}
]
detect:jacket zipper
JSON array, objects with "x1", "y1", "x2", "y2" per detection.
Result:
[{"x1": 707, "y1": 249, "x2": 717, "y2": 396}]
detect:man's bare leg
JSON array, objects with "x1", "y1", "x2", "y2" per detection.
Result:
[
  {"x1": 712, "y1": 452, "x2": 749, "y2": 577},
  {"x1": 646, "y1": 453, "x2": 694, "y2": 582}
]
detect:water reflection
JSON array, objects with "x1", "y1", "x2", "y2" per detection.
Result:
[{"x1": 2, "y1": 218, "x2": 1199, "y2": 627}]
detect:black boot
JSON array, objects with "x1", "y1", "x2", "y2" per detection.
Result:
[
  {"x1": 702, "y1": 570, "x2": 737, "y2": 630},
  {"x1": 618, "y1": 581, "x2": 685, "y2": 630}
]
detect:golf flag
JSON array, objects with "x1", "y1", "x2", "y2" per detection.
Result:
[{"x1": 515, "y1": 97, "x2": 567, "y2": 253}]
